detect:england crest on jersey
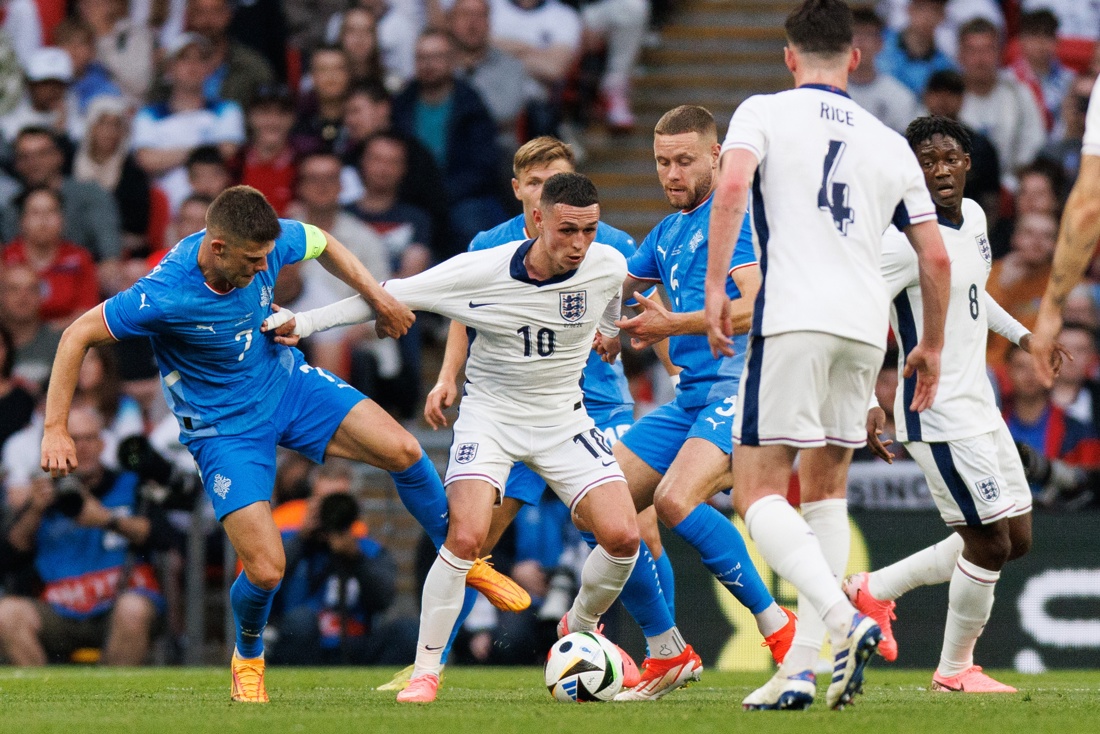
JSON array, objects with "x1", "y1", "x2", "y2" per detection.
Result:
[
  {"x1": 560, "y1": 290, "x2": 587, "y2": 322},
  {"x1": 455, "y1": 442, "x2": 478, "y2": 464},
  {"x1": 976, "y1": 233, "x2": 992, "y2": 264},
  {"x1": 975, "y1": 476, "x2": 1000, "y2": 502}
]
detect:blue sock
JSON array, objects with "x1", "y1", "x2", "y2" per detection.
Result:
[
  {"x1": 390, "y1": 450, "x2": 449, "y2": 549},
  {"x1": 441, "y1": 587, "x2": 479, "y2": 664},
  {"x1": 671, "y1": 503, "x2": 773, "y2": 614},
  {"x1": 581, "y1": 531, "x2": 674, "y2": 637},
  {"x1": 230, "y1": 572, "x2": 279, "y2": 658},
  {"x1": 653, "y1": 548, "x2": 676, "y2": 620}
]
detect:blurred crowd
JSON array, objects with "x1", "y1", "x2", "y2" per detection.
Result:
[{"x1": 2, "y1": 0, "x2": 1100, "y2": 669}]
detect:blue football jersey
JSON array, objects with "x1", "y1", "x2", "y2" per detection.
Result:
[
  {"x1": 103, "y1": 219, "x2": 326, "y2": 441},
  {"x1": 628, "y1": 197, "x2": 756, "y2": 408},
  {"x1": 468, "y1": 215, "x2": 635, "y2": 412}
]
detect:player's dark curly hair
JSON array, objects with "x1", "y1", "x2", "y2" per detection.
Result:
[
  {"x1": 541, "y1": 172, "x2": 599, "y2": 210},
  {"x1": 785, "y1": 0, "x2": 852, "y2": 55},
  {"x1": 904, "y1": 115, "x2": 973, "y2": 156},
  {"x1": 206, "y1": 186, "x2": 282, "y2": 246}
]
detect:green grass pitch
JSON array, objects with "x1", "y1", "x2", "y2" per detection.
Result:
[{"x1": 1, "y1": 667, "x2": 1098, "y2": 734}]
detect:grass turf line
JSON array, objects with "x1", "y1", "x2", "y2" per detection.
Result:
[{"x1": 0, "y1": 667, "x2": 1098, "y2": 734}]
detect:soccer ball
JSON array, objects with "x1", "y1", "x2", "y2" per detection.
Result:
[{"x1": 544, "y1": 631, "x2": 624, "y2": 702}]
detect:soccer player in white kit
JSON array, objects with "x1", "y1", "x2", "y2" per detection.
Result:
[
  {"x1": 703, "y1": 0, "x2": 952, "y2": 710},
  {"x1": 265, "y1": 173, "x2": 641, "y2": 703},
  {"x1": 846, "y1": 115, "x2": 1065, "y2": 694},
  {"x1": 1030, "y1": 75, "x2": 1100, "y2": 384}
]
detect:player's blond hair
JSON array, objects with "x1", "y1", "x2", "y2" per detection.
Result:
[
  {"x1": 654, "y1": 105, "x2": 717, "y2": 140},
  {"x1": 513, "y1": 136, "x2": 576, "y2": 178}
]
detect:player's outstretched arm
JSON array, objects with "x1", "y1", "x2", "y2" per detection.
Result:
[
  {"x1": 902, "y1": 219, "x2": 951, "y2": 412},
  {"x1": 315, "y1": 229, "x2": 414, "y2": 339},
  {"x1": 1033, "y1": 155, "x2": 1100, "y2": 386},
  {"x1": 262, "y1": 296, "x2": 374, "y2": 341},
  {"x1": 705, "y1": 149, "x2": 757, "y2": 357},
  {"x1": 424, "y1": 320, "x2": 469, "y2": 429},
  {"x1": 41, "y1": 305, "x2": 117, "y2": 478},
  {"x1": 984, "y1": 292, "x2": 1070, "y2": 376}
]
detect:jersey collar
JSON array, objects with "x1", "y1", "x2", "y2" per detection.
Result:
[
  {"x1": 510, "y1": 238, "x2": 579, "y2": 286},
  {"x1": 682, "y1": 192, "x2": 713, "y2": 215},
  {"x1": 937, "y1": 211, "x2": 964, "y2": 230},
  {"x1": 798, "y1": 83, "x2": 850, "y2": 98}
]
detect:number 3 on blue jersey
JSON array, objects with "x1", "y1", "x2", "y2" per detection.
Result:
[{"x1": 818, "y1": 140, "x2": 855, "y2": 235}]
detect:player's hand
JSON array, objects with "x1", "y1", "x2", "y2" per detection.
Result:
[
  {"x1": 1027, "y1": 310, "x2": 1064, "y2": 388},
  {"x1": 41, "y1": 427, "x2": 77, "y2": 478},
  {"x1": 1021, "y1": 331, "x2": 1071, "y2": 382},
  {"x1": 594, "y1": 331, "x2": 621, "y2": 364},
  {"x1": 865, "y1": 407, "x2": 895, "y2": 464},
  {"x1": 704, "y1": 286, "x2": 735, "y2": 358},
  {"x1": 372, "y1": 289, "x2": 415, "y2": 340},
  {"x1": 261, "y1": 304, "x2": 302, "y2": 346},
  {"x1": 903, "y1": 342, "x2": 941, "y2": 412},
  {"x1": 424, "y1": 379, "x2": 458, "y2": 429},
  {"x1": 616, "y1": 291, "x2": 675, "y2": 350}
]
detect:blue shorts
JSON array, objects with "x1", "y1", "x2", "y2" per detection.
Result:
[
  {"x1": 504, "y1": 403, "x2": 634, "y2": 507},
  {"x1": 620, "y1": 395, "x2": 737, "y2": 475},
  {"x1": 188, "y1": 360, "x2": 366, "y2": 520}
]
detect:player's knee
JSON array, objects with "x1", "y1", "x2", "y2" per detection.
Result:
[
  {"x1": 245, "y1": 559, "x2": 285, "y2": 591},
  {"x1": 652, "y1": 487, "x2": 694, "y2": 528},
  {"x1": 444, "y1": 526, "x2": 483, "y2": 561},
  {"x1": 386, "y1": 435, "x2": 424, "y2": 473},
  {"x1": 0, "y1": 597, "x2": 39, "y2": 636},
  {"x1": 112, "y1": 593, "x2": 156, "y2": 631},
  {"x1": 975, "y1": 528, "x2": 1012, "y2": 570},
  {"x1": 598, "y1": 522, "x2": 640, "y2": 558}
]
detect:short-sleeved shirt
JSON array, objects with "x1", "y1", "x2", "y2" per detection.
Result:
[
  {"x1": 469, "y1": 214, "x2": 635, "y2": 412},
  {"x1": 489, "y1": 0, "x2": 581, "y2": 52},
  {"x1": 1, "y1": 240, "x2": 99, "y2": 322},
  {"x1": 627, "y1": 195, "x2": 756, "y2": 408},
  {"x1": 102, "y1": 219, "x2": 327, "y2": 442},
  {"x1": 721, "y1": 85, "x2": 936, "y2": 349}
]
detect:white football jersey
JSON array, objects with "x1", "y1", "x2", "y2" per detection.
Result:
[
  {"x1": 384, "y1": 239, "x2": 626, "y2": 427},
  {"x1": 881, "y1": 199, "x2": 1002, "y2": 442},
  {"x1": 722, "y1": 86, "x2": 937, "y2": 348},
  {"x1": 1082, "y1": 76, "x2": 1100, "y2": 158}
]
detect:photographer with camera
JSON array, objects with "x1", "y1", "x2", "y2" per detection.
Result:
[
  {"x1": 0, "y1": 406, "x2": 163, "y2": 665},
  {"x1": 269, "y1": 462, "x2": 416, "y2": 666}
]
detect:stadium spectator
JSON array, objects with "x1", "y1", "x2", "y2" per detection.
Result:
[
  {"x1": 338, "y1": 82, "x2": 393, "y2": 166},
  {"x1": 0, "y1": 264, "x2": 61, "y2": 392},
  {"x1": 1050, "y1": 322, "x2": 1100, "y2": 430},
  {"x1": 132, "y1": 33, "x2": 244, "y2": 213},
  {"x1": 73, "y1": 96, "x2": 151, "y2": 252},
  {"x1": 1003, "y1": 344, "x2": 1100, "y2": 488},
  {"x1": 579, "y1": 0, "x2": 650, "y2": 131},
  {"x1": 0, "y1": 326, "x2": 35, "y2": 451},
  {"x1": 921, "y1": 71, "x2": 1002, "y2": 218},
  {"x1": 957, "y1": 18, "x2": 1047, "y2": 187},
  {"x1": 1064, "y1": 284, "x2": 1099, "y2": 330},
  {"x1": 284, "y1": 0, "x2": 345, "y2": 54},
  {"x1": 0, "y1": 46, "x2": 83, "y2": 144},
  {"x1": 0, "y1": 127, "x2": 122, "y2": 264},
  {"x1": 877, "y1": 0, "x2": 1004, "y2": 60},
  {"x1": 238, "y1": 86, "x2": 298, "y2": 215},
  {"x1": 876, "y1": 0, "x2": 955, "y2": 97},
  {"x1": 450, "y1": 0, "x2": 542, "y2": 152},
  {"x1": 285, "y1": 151, "x2": 391, "y2": 381},
  {"x1": 324, "y1": 0, "x2": 419, "y2": 87},
  {"x1": 185, "y1": 0, "x2": 274, "y2": 108},
  {"x1": 166, "y1": 193, "x2": 212, "y2": 245},
  {"x1": 269, "y1": 464, "x2": 416, "y2": 666},
  {"x1": 1009, "y1": 9, "x2": 1073, "y2": 131},
  {"x1": 0, "y1": 29, "x2": 23, "y2": 116},
  {"x1": 336, "y1": 7, "x2": 389, "y2": 90},
  {"x1": 72, "y1": 345, "x2": 145, "y2": 460},
  {"x1": 1040, "y1": 72, "x2": 1097, "y2": 185},
  {"x1": 53, "y1": 17, "x2": 122, "y2": 114},
  {"x1": 291, "y1": 45, "x2": 351, "y2": 154},
  {"x1": 1, "y1": 187, "x2": 99, "y2": 327},
  {"x1": 0, "y1": 406, "x2": 163, "y2": 666},
  {"x1": 1020, "y1": 0, "x2": 1100, "y2": 73},
  {"x1": 182, "y1": 146, "x2": 233, "y2": 209},
  {"x1": 988, "y1": 160, "x2": 1063, "y2": 259},
  {"x1": 392, "y1": 30, "x2": 504, "y2": 249},
  {"x1": 986, "y1": 211, "x2": 1058, "y2": 365},
  {"x1": 75, "y1": 0, "x2": 156, "y2": 103},
  {"x1": 849, "y1": 6, "x2": 918, "y2": 134},
  {"x1": 1, "y1": 0, "x2": 43, "y2": 70}
]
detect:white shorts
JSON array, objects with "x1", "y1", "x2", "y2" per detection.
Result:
[
  {"x1": 444, "y1": 407, "x2": 625, "y2": 514},
  {"x1": 733, "y1": 331, "x2": 883, "y2": 448},
  {"x1": 907, "y1": 421, "x2": 1033, "y2": 527}
]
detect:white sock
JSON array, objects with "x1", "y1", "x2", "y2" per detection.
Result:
[
  {"x1": 413, "y1": 546, "x2": 473, "y2": 677},
  {"x1": 754, "y1": 603, "x2": 789, "y2": 638},
  {"x1": 784, "y1": 498, "x2": 850, "y2": 673},
  {"x1": 938, "y1": 556, "x2": 999, "y2": 678},
  {"x1": 744, "y1": 495, "x2": 854, "y2": 653},
  {"x1": 567, "y1": 545, "x2": 638, "y2": 631},
  {"x1": 645, "y1": 626, "x2": 687, "y2": 659},
  {"x1": 870, "y1": 533, "x2": 963, "y2": 601}
]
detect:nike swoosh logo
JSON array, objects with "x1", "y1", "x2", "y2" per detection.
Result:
[
  {"x1": 425, "y1": 645, "x2": 444, "y2": 652},
  {"x1": 601, "y1": 460, "x2": 616, "y2": 467},
  {"x1": 468, "y1": 301, "x2": 497, "y2": 308}
]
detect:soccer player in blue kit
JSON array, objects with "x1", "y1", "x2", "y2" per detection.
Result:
[
  {"x1": 38, "y1": 186, "x2": 520, "y2": 703},
  {"x1": 417, "y1": 136, "x2": 690, "y2": 700},
  {"x1": 614, "y1": 105, "x2": 796, "y2": 697}
]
